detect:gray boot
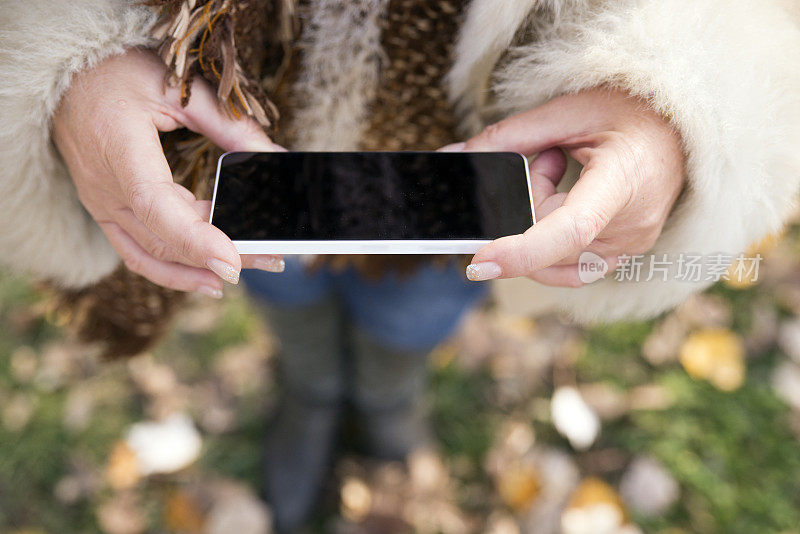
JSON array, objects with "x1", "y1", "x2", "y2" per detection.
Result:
[
  {"x1": 260, "y1": 297, "x2": 347, "y2": 533},
  {"x1": 350, "y1": 329, "x2": 435, "y2": 460}
]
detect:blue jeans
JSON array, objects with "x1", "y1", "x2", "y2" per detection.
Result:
[{"x1": 243, "y1": 258, "x2": 488, "y2": 351}]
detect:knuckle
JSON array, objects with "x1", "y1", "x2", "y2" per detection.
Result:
[
  {"x1": 639, "y1": 209, "x2": 662, "y2": 233},
  {"x1": 569, "y1": 209, "x2": 604, "y2": 249},
  {"x1": 147, "y1": 239, "x2": 172, "y2": 262},
  {"x1": 517, "y1": 233, "x2": 541, "y2": 273},
  {"x1": 519, "y1": 249, "x2": 540, "y2": 275},
  {"x1": 178, "y1": 220, "x2": 204, "y2": 261},
  {"x1": 128, "y1": 182, "x2": 157, "y2": 227},
  {"x1": 480, "y1": 122, "x2": 505, "y2": 147},
  {"x1": 122, "y1": 254, "x2": 143, "y2": 276}
]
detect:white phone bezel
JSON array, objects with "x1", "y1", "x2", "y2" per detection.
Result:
[{"x1": 209, "y1": 151, "x2": 535, "y2": 255}]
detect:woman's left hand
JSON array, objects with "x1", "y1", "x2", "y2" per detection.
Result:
[{"x1": 450, "y1": 88, "x2": 686, "y2": 287}]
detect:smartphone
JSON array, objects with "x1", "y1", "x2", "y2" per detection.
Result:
[{"x1": 210, "y1": 151, "x2": 534, "y2": 254}]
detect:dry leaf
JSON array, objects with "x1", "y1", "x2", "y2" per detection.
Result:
[
  {"x1": 567, "y1": 478, "x2": 626, "y2": 514},
  {"x1": 642, "y1": 315, "x2": 686, "y2": 366},
  {"x1": 725, "y1": 233, "x2": 780, "y2": 289},
  {"x1": 97, "y1": 493, "x2": 146, "y2": 534},
  {"x1": 679, "y1": 329, "x2": 746, "y2": 391},
  {"x1": 772, "y1": 360, "x2": 800, "y2": 411},
  {"x1": 164, "y1": 489, "x2": 206, "y2": 533},
  {"x1": 496, "y1": 462, "x2": 541, "y2": 513},
  {"x1": 105, "y1": 441, "x2": 141, "y2": 491},
  {"x1": 620, "y1": 457, "x2": 679, "y2": 517},
  {"x1": 551, "y1": 387, "x2": 601, "y2": 450},
  {"x1": 1, "y1": 393, "x2": 34, "y2": 432},
  {"x1": 9, "y1": 346, "x2": 38, "y2": 383},
  {"x1": 341, "y1": 476, "x2": 373, "y2": 522},
  {"x1": 562, "y1": 478, "x2": 630, "y2": 534},
  {"x1": 125, "y1": 413, "x2": 202, "y2": 475},
  {"x1": 205, "y1": 482, "x2": 272, "y2": 534}
]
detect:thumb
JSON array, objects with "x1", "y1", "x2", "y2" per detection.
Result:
[
  {"x1": 178, "y1": 77, "x2": 284, "y2": 152},
  {"x1": 463, "y1": 91, "x2": 609, "y2": 155}
]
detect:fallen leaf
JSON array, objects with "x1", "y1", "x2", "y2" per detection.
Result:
[
  {"x1": 105, "y1": 441, "x2": 141, "y2": 491},
  {"x1": 125, "y1": 413, "x2": 202, "y2": 475},
  {"x1": 679, "y1": 329, "x2": 746, "y2": 391},
  {"x1": 551, "y1": 387, "x2": 601, "y2": 450},
  {"x1": 496, "y1": 462, "x2": 541, "y2": 513},
  {"x1": 1, "y1": 393, "x2": 34, "y2": 432},
  {"x1": 725, "y1": 233, "x2": 781, "y2": 289},
  {"x1": 642, "y1": 315, "x2": 686, "y2": 366},
  {"x1": 206, "y1": 485, "x2": 272, "y2": 534},
  {"x1": 772, "y1": 360, "x2": 800, "y2": 411},
  {"x1": 97, "y1": 493, "x2": 146, "y2": 534},
  {"x1": 63, "y1": 386, "x2": 96, "y2": 433},
  {"x1": 341, "y1": 476, "x2": 373, "y2": 522},
  {"x1": 9, "y1": 346, "x2": 38, "y2": 383},
  {"x1": 562, "y1": 478, "x2": 630, "y2": 534},
  {"x1": 164, "y1": 489, "x2": 206, "y2": 533},
  {"x1": 778, "y1": 319, "x2": 800, "y2": 365},
  {"x1": 620, "y1": 457, "x2": 679, "y2": 517}
]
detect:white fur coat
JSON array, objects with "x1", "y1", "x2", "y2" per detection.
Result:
[{"x1": 1, "y1": 0, "x2": 799, "y2": 321}]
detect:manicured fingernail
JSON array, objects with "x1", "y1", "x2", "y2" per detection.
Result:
[
  {"x1": 466, "y1": 262, "x2": 502, "y2": 281},
  {"x1": 253, "y1": 257, "x2": 285, "y2": 273},
  {"x1": 197, "y1": 285, "x2": 223, "y2": 299},
  {"x1": 439, "y1": 142, "x2": 466, "y2": 152},
  {"x1": 206, "y1": 258, "x2": 239, "y2": 284}
]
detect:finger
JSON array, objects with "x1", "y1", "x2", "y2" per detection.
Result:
[
  {"x1": 177, "y1": 77, "x2": 285, "y2": 153},
  {"x1": 192, "y1": 201, "x2": 285, "y2": 273},
  {"x1": 438, "y1": 142, "x2": 467, "y2": 152},
  {"x1": 536, "y1": 192, "x2": 567, "y2": 220},
  {"x1": 109, "y1": 119, "x2": 243, "y2": 284},
  {"x1": 173, "y1": 182, "x2": 197, "y2": 203},
  {"x1": 528, "y1": 255, "x2": 619, "y2": 288},
  {"x1": 463, "y1": 91, "x2": 612, "y2": 155},
  {"x1": 112, "y1": 207, "x2": 189, "y2": 264},
  {"x1": 554, "y1": 236, "x2": 639, "y2": 267},
  {"x1": 101, "y1": 222, "x2": 224, "y2": 297},
  {"x1": 530, "y1": 148, "x2": 567, "y2": 209},
  {"x1": 467, "y1": 157, "x2": 627, "y2": 280},
  {"x1": 192, "y1": 200, "x2": 213, "y2": 220},
  {"x1": 118, "y1": 205, "x2": 283, "y2": 271}
]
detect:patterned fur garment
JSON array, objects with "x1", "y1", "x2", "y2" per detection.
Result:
[
  {"x1": 57, "y1": 0, "x2": 471, "y2": 357},
  {"x1": 3, "y1": 0, "x2": 799, "y2": 356}
]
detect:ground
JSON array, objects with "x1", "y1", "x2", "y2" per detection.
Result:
[{"x1": 2, "y1": 227, "x2": 800, "y2": 534}]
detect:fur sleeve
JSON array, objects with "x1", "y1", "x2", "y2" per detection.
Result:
[
  {"x1": 489, "y1": 0, "x2": 800, "y2": 322},
  {"x1": 0, "y1": 0, "x2": 155, "y2": 288}
]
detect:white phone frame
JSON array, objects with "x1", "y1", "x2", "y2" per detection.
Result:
[{"x1": 209, "y1": 151, "x2": 535, "y2": 255}]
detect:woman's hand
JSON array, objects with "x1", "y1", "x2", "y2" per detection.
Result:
[
  {"x1": 53, "y1": 48, "x2": 285, "y2": 298},
  {"x1": 453, "y1": 88, "x2": 685, "y2": 287}
]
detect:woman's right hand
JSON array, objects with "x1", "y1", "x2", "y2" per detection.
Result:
[{"x1": 53, "y1": 48, "x2": 285, "y2": 299}]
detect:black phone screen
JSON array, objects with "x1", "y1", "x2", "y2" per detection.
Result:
[{"x1": 211, "y1": 152, "x2": 533, "y2": 241}]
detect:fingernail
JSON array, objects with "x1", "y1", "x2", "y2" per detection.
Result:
[
  {"x1": 197, "y1": 285, "x2": 223, "y2": 299},
  {"x1": 253, "y1": 257, "x2": 285, "y2": 273},
  {"x1": 466, "y1": 262, "x2": 502, "y2": 281},
  {"x1": 439, "y1": 142, "x2": 466, "y2": 152},
  {"x1": 206, "y1": 258, "x2": 240, "y2": 284}
]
